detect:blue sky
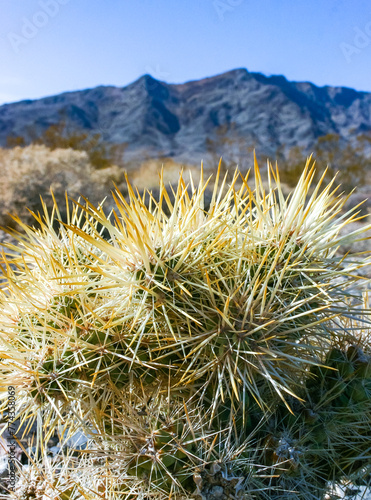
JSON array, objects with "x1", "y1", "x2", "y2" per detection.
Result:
[{"x1": 0, "y1": 0, "x2": 371, "y2": 105}]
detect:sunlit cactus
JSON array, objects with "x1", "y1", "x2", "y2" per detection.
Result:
[{"x1": 1, "y1": 157, "x2": 371, "y2": 499}]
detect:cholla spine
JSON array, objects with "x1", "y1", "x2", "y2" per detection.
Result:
[{"x1": 1, "y1": 158, "x2": 371, "y2": 499}]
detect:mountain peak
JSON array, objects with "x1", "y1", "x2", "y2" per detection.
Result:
[
  {"x1": 135, "y1": 73, "x2": 161, "y2": 85},
  {"x1": 128, "y1": 73, "x2": 170, "y2": 99}
]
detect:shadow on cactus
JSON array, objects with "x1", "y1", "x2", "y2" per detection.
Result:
[{"x1": 1, "y1": 157, "x2": 371, "y2": 499}]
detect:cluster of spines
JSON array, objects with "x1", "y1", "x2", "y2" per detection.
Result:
[{"x1": 1, "y1": 159, "x2": 371, "y2": 499}]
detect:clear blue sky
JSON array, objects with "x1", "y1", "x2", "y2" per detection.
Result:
[{"x1": 0, "y1": 0, "x2": 370, "y2": 105}]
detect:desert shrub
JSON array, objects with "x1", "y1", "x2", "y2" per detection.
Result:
[
  {"x1": 205, "y1": 122, "x2": 255, "y2": 174},
  {"x1": 278, "y1": 133, "x2": 371, "y2": 191},
  {"x1": 0, "y1": 144, "x2": 126, "y2": 230},
  {"x1": 7, "y1": 120, "x2": 127, "y2": 170}
]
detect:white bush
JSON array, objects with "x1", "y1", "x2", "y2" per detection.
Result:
[{"x1": 0, "y1": 145, "x2": 124, "y2": 228}]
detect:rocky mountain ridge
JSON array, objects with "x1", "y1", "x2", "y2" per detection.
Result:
[{"x1": 0, "y1": 68, "x2": 371, "y2": 164}]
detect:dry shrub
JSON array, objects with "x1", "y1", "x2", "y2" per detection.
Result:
[
  {"x1": 0, "y1": 145, "x2": 126, "y2": 229},
  {"x1": 128, "y1": 157, "x2": 203, "y2": 189}
]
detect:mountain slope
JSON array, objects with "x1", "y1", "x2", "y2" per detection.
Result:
[{"x1": 0, "y1": 68, "x2": 370, "y2": 164}]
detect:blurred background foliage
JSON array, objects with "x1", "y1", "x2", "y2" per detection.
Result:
[{"x1": 1, "y1": 121, "x2": 371, "y2": 234}]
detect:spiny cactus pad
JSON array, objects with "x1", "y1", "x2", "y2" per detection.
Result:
[{"x1": 1, "y1": 159, "x2": 371, "y2": 499}]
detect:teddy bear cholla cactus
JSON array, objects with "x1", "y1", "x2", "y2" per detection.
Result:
[{"x1": 0, "y1": 158, "x2": 371, "y2": 499}]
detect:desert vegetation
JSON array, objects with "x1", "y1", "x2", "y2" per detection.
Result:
[
  {"x1": 0, "y1": 144, "x2": 126, "y2": 230},
  {"x1": 204, "y1": 124, "x2": 371, "y2": 193},
  {"x1": 3, "y1": 121, "x2": 371, "y2": 232},
  {"x1": 1, "y1": 159, "x2": 371, "y2": 499},
  {"x1": 6, "y1": 120, "x2": 127, "y2": 170},
  {"x1": 277, "y1": 133, "x2": 371, "y2": 191}
]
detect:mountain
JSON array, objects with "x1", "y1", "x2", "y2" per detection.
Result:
[{"x1": 0, "y1": 68, "x2": 371, "y2": 164}]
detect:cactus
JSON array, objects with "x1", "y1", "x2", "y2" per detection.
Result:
[{"x1": 1, "y1": 158, "x2": 371, "y2": 499}]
